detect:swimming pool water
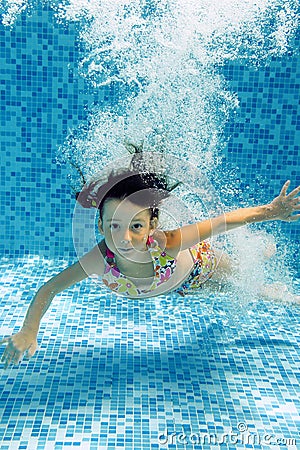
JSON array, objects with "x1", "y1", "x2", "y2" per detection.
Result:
[
  {"x1": 0, "y1": 260, "x2": 299, "y2": 449},
  {"x1": 0, "y1": 2, "x2": 300, "y2": 449}
]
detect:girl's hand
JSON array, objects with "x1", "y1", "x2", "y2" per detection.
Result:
[
  {"x1": 266, "y1": 180, "x2": 300, "y2": 222},
  {"x1": 0, "y1": 329, "x2": 38, "y2": 368}
]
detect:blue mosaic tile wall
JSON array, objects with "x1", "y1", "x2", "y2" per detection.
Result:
[
  {"x1": 0, "y1": 5, "x2": 299, "y2": 259},
  {"x1": 222, "y1": 52, "x2": 300, "y2": 243},
  {"x1": 0, "y1": 7, "x2": 110, "y2": 260}
]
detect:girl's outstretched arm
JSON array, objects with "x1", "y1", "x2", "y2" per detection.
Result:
[
  {"x1": 0, "y1": 244, "x2": 104, "y2": 368},
  {"x1": 165, "y1": 180, "x2": 300, "y2": 251}
]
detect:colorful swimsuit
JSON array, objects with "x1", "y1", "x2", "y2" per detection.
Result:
[
  {"x1": 174, "y1": 241, "x2": 216, "y2": 297},
  {"x1": 102, "y1": 238, "x2": 216, "y2": 297}
]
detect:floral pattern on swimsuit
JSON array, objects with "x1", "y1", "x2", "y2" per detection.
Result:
[
  {"x1": 102, "y1": 238, "x2": 177, "y2": 297},
  {"x1": 175, "y1": 241, "x2": 216, "y2": 297}
]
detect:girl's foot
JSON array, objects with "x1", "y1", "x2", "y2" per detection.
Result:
[{"x1": 260, "y1": 282, "x2": 300, "y2": 303}]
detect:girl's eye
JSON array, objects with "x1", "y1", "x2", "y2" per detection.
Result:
[{"x1": 109, "y1": 223, "x2": 143, "y2": 230}]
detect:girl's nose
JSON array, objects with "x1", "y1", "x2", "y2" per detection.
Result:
[{"x1": 121, "y1": 228, "x2": 132, "y2": 243}]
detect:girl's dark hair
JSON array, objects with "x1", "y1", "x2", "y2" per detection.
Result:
[{"x1": 75, "y1": 153, "x2": 181, "y2": 219}]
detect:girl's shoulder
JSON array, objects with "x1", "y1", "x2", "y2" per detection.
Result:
[{"x1": 78, "y1": 241, "x2": 106, "y2": 276}]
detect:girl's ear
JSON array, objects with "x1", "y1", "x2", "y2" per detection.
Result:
[{"x1": 98, "y1": 217, "x2": 104, "y2": 234}]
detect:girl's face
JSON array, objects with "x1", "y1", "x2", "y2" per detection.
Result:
[{"x1": 98, "y1": 198, "x2": 157, "y2": 259}]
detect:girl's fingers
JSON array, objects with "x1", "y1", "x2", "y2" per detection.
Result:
[
  {"x1": 1, "y1": 338, "x2": 25, "y2": 367},
  {"x1": 280, "y1": 180, "x2": 290, "y2": 196},
  {"x1": 1, "y1": 352, "x2": 6, "y2": 365},
  {"x1": 1, "y1": 347, "x2": 12, "y2": 367},
  {"x1": 27, "y1": 343, "x2": 36, "y2": 358},
  {"x1": 13, "y1": 351, "x2": 23, "y2": 365},
  {"x1": 1, "y1": 344, "x2": 11, "y2": 363},
  {"x1": 287, "y1": 184, "x2": 300, "y2": 199},
  {"x1": 3, "y1": 349, "x2": 16, "y2": 368},
  {"x1": 4, "y1": 349, "x2": 21, "y2": 367},
  {"x1": 286, "y1": 214, "x2": 300, "y2": 222}
]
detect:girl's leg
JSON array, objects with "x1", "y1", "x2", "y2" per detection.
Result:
[
  {"x1": 206, "y1": 248, "x2": 300, "y2": 303},
  {"x1": 201, "y1": 250, "x2": 235, "y2": 292},
  {"x1": 209, "y1": 249, "x2": 235, "y2": 284},
  {"x1": 260, "y1": 282, "x2": 300, "y2": 303}
]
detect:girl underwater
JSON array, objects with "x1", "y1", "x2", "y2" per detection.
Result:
[{"x1": 1, "y1": 152, "x2": 300, "y2": 368}]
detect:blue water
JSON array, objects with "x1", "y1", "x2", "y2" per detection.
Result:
[{"x1": 0, "y1": 2, "x2": 300, "y2": 449}]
